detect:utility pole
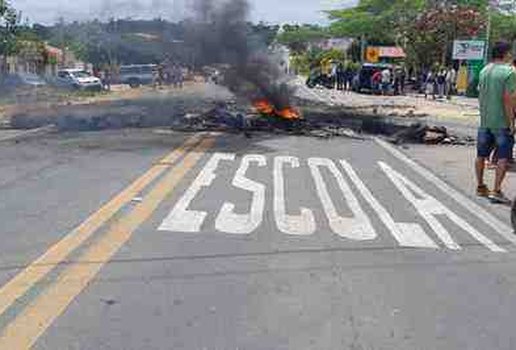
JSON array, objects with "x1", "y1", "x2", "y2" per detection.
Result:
[
  {"x1": 360, "y1": 35, "x2": 366, "y2": 64},
  {"x1": 484, "y1": 2, "x2": 492, "y2": 64}
]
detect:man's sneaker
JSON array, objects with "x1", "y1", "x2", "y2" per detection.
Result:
[
  {"x1": 476, "y1": 185, "x2": 490, "y2": 197},
  {"x1": 488, "y1": 190, "x2": 512, "y2": 205}
]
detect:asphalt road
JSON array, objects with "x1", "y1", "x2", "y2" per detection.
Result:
[{"x1": 1, "y1": 129, "x2": 516, "y2": 350}]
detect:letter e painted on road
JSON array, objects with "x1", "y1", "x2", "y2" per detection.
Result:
[
  {"x1": 309, "y1": 158, "x2": 376, "y2": 240},
  {"x1": 159, "y1": 153, "x2": 235, "y2": 233},
  {"x1": 274, "y1": 156, "x2": 316, "y2": 235},
  {"x1": 379, "y1": 161, "x2": 505, "y2": 252},
  {"x1": 215, "y1": 155, "x2": 266, "y2": 234}
]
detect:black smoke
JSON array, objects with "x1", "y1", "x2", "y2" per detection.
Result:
[{"x1": 187, "y1": 0, "x2": 293, "y2": 109}]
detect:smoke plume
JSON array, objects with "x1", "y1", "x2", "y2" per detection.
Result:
[{"x1": 188, "y1": 0, "x2": 293, "y2": 109}]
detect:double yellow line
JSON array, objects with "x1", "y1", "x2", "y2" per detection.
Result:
[{"x1": 0, "y1": 133, "x2": 215, "y2": 349}]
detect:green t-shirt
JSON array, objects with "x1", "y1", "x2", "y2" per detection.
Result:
[{"x1": 479, "y1": 63, "x2": 516, "y2": 130}]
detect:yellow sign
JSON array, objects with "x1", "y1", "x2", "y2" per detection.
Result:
[{"x1": 366, "y1": 47, "x2": 380, "y2": 63}]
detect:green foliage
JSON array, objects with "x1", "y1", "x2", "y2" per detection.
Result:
[
  {"x1": 290, "y1": 47, "x2": 354, "y2": 76},
  {"x1": 33, "y1": 19, "x2": 280, "y2": 68},
  {"x1": 491, "y1": 12, "x2": 516, "y2": 43},
  {"x1": 326, "y1": 0, "x2": 494, "y2": 69},
  {"x1": 277, "y1": 24, "x2": 328, "y2": 53},
  {"x1": 0, "y1": 0, "x2": 20, "y2": 57},
  {"x1": 320, "y1": 48, "x2": 346, "y2": 62},
  {"x1": 328, "y1": 0, "x2": 425, "y2": 45}
]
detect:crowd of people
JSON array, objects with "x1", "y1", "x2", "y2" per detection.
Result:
[
  {"x1": 370, "y1": 66, "x2": 407, "y2": 95},
  {"x1": 420, "y1": 66, "x2": 460, "y2": 100},
  {"x1": 309, "y1": 59, "x2": 358, "y2": 92},
  {"x1": 153, "y1": 63, "x2": 185, "y2": 89}
]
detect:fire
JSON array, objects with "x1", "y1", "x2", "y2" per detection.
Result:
[
  {"x1": 253, "y1": 99, "x2": 301, "y2": 120},
  {"x1": 277, "y1": 107, "x2": 300, "y2": 120},
  {"x1": 253, "y1": 99, "x2": 274, "y2": 115}
]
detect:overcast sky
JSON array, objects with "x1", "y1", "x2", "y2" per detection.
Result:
[{"x1": 11, "y1": 0, "x2": 357, "y2": 25}]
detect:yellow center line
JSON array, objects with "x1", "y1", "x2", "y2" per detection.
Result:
[
  {"x1": 0, "y1": 133, "x2": 203, "y2": 320},
  {"x1": 0, "y1": 137, "x2": 215, "y2": 349}
]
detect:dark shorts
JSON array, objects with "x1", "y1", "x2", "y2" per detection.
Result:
[{"x1": 477, "y1": 128, "x2": 514, "y2": 160}]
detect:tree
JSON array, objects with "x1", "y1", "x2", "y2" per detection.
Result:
[
  {"x1": 408, "y1": 4, "x2": 486, "y2": 68},
  {"x1": 327, "y1": 0, "x2": 425, "y2": 46},
  {"x1": 491, "y1": 7, "x2": 516, "y2": 44},
  {"x1": 277, "y1": 24, "x2": 328, "y2": 53},
  {"x1": 0, "y1": 0, "x2": 19, "y2": 58}
]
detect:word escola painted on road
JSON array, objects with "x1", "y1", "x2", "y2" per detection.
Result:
[{"x1": 159, "y1": 153, "x2": 504, "y2": 252}]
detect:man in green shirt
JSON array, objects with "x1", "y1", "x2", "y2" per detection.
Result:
[{"x1": 476, "y1": 41, "x2": 516, "y2": 204}]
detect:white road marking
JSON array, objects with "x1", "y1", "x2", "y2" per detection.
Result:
[
  {"x1": 159, "y1": 149, "x2": 508, "y2": 252},
  {"x1": 340, "y1": 159, "x2": 438, "y2": 249},
  {"x1": 308, "y1": 158, "x2": 376, "y2": 240},
  {"x1": 159, "y1": 153, "x2": 235, "y2": 232},
  {"x1": 380, "y1": 161, "x2": 505, "y2": 252},
  {"x1": 274, "y1": 156, "x2": 316, "y2": 235},
  {"x1": 375, "y1": 138, "x2": 515, "y2": 245},
  {"x1": 215, "y1": 155, "x2": 266, "y2": 234}
]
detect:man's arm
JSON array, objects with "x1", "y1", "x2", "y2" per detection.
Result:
[{"x1": 504, "y1": 70, "x2": 516, "y2": 132}]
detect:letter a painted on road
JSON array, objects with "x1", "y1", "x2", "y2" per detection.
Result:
[{"x1": 379, "y1": 161, "x2": 505, "y2": 252}]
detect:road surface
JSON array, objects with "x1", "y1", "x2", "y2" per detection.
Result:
[{"x1": 0, "y1": 129, "x2": 515, "y2": 350}]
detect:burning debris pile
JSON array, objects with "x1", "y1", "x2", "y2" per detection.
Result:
[
  {"x1": 388, "y1": 123, "x2": 475, "y2": 146},
  {"x1": 172, "y1": 100, "x2": 363, "y2": 140},
  {"x1": 169, "y1": 100, "x2": 474, "y2": 146}
]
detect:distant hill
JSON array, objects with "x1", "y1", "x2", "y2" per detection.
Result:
[{"x1": 32, "y1": 19, "x2": 278, "y2": 67}]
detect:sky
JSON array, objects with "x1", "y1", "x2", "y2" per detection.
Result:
[{"x1": 11, "y1": 0, "x2": 358, "y2": 25}]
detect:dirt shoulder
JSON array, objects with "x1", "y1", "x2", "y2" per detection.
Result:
[
  {"x1": 2, "y1": 83, "x2": 233, "y2": 130},
  {"x1": 401, "y1": 143, "x2": 514, "y2": 222}
]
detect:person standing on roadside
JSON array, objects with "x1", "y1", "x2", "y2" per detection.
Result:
[
  {"x1": 400, "y1": 66, "x2": 406, "y2": 95},
  {"x1": 336, "y1": 62, "x2": 345, "y2": 91},
  {"x1": 476, "y1": 41, "x2": 516, "y2": 204},
  {"x1": 437, "y1": 68, "x2": 446, "y2": 99},
  {"x1": 424, "y1": 70, "x2": 435, "y2": 99},
  {"x1": 372, "y1": 69, "x2": 382, "y2": 94},
  {"x1": 102, "y1": 68, "x2": 111, "y2": 91},
  {"x1": 446, "y1": 66, "x2": 457, "y2": 99},
  {"x1": 381, "y1": 67, "x2": 391, "y2": 95},
  {"x1": 345, "y1": 64, "x2": 355, "y2": 92},
  {"x1": 393, "y1": 67, "x2": 401, "y2": 95}
]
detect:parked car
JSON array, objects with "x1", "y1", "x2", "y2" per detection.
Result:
[
  {"x1": 55, "y1": 69, "x2": 102, "y2": 91},
  {"x1": 119, "y1": 64, "x2": 156, "y2": 88},
  {"x1": 352, "y1": 63, "x2": 393, "y2": 93},
  {"x1": 0, "y1": 73, "x2": 47, "y2": 90}
]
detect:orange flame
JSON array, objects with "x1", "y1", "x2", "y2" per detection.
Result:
[
  {"x1": 253, "y1": 99, "x2": 274, "y2": 115},
  {"x1": 253, "y1": 99, "x2": 301, "y2": 120},
  {"x1": 277, "y1": 107, "x2": 300, "y2": 120}
]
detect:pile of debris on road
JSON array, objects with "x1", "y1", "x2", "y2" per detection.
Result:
[
  {"x1": 387, "y1": 123, "x2": 475, "y2": 146},
  {"x1": 170, "y1": 101, "x2": 366, "y2": 140},
  {"x1": 169, "y1": 102, "x2": 474, "y2": 146}
]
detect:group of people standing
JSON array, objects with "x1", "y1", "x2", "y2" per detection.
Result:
[
  {"x1": 154, "y1": 63, "x2": 184, "y2": 89},
  {"x1": 422, "y1": 67, "x2": 458, "y2": 100},
  {"x1": 318, "y1": 59, "x2": 357, "y2": 92},
  {"x1": 333, "y1": 62, "x2": 357, "y2": 92},
  {"x1": 371, "y1": 66, "x2": 407, "y2": 95}
]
